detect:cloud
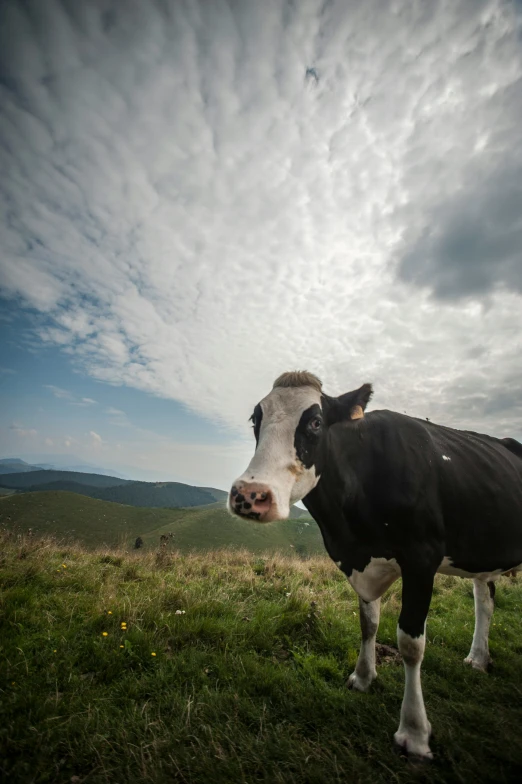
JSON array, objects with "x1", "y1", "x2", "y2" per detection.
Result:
[
  {"x1": 44, "y1": 385, "x2": 97, "y2": 406},
  {"x1": 1, "y1": 0, "x2": 521, "y2": 442},
  {"x1": 105, "y1": 407, "x2": 125, "y2": 416},
  {"x1": 89, "y1": 430, "x2": 103, "y2": 446},
  {"x1": 10, "y1": 423, "x2": 37, "y2": 438},
  {"x1": 44, "y1": 385, "x2": 74, "y2": 401},
  {"x1": 103, "y1": 407, "x2": 130, "y2": 427},
  {"x1": 397, "y1": 80, "x2": 522, "y2": 301}
]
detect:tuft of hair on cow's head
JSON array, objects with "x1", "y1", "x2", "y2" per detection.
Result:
[{"x1": 272, "y1": 370, "x2": 323, "y2": 393}]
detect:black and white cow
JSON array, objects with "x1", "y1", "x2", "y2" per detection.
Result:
[{"x1": 229, "y1": 371, "x2": 522, "y2": 759}]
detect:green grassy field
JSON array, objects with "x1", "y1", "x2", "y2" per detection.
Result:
[
  {"x1": 0, "y1": 491, "x2": 323, "y2": 555},
  {"x1": 1, "y1": 531, "x2": 521, "y2": 783},
  {"x1": 0, "y1": 487, "x2": 16, "y2": 497}
]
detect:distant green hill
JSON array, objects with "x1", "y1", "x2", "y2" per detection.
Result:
[
  {"x1": 198, "y1": 486, "x2": 229, "y2": 502},
  {"x1": 92, "y1": 481, "x2": 218, "y2": 507},
  {"x1": 9, "y1": 480, "x2": 221, "y2": 509},
  {"x1": 0, "y1": 470, "x2": 229, "y2": 509},
  {"x1": 0, "y1": 469, "x2": 129, "y2": 489},
  {"x1": 0, "y1": 491, "x2": 325, "y2": 556}
]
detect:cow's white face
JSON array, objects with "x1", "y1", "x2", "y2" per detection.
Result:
[
  {"x1": 228, "y1": 373, "x2": 373, "y2": 523},
  {"x1": 229, "y1": 384, "x2": 324, "y2": 522}
]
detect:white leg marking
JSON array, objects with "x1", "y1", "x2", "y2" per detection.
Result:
[
  {"x1": 464, "y1": 578, "x2": 494, "y2": 672},
  {"x1": 348, "y1": 597, "x2": 380, "y2": 692},
  {"x1": 394, "y1": 628, "x2": 433, "y2": 759}
]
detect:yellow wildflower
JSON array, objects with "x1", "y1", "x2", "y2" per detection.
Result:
[
  {"x1": 151, "y1": 652, "x2": 157, "y2": 657},
  {"x1": 108, "y1": 611, "x2": 112, "y2": 615},
  {"x1": 102, "y1": 632, "x2": 108, "y2": 637},
  {"x1": 120, "y1": 645, "x2": 124, "y2": 649}
]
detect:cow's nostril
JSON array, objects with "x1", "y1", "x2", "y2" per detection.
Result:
[{"x1": 252, "y1": 490, "x2": 272, "y2": 512}]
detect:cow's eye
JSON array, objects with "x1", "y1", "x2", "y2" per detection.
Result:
[{"x1": 309, "y1": 417, "x2": 322, "y2": 431}]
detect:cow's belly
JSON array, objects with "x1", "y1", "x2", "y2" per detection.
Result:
[
  {"x1": 437, "y1": 557, "x2": 522, "y2": 580},
  {"x1": 343, "y1": 557, "x2": 402, "y2": 602},
  {"x1": 340, "y1": 556, "x2": 522, "y2": 602}
]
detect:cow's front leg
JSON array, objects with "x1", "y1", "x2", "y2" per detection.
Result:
[
  {"x1": 394, "y1": 569, "x2": 435, "y2": 760},
  {"x1": 464, "y1": 578, "x2": 494, "y2": 672},
  {"x1": 348, "y1": 596, "x2": 380, "y2": 691}
]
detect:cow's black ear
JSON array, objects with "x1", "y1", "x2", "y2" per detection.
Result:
[{"x1": 323, "y1": 383, "x2": 373, "y2": 425}]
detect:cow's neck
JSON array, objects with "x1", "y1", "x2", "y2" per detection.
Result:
[{"x1": 302, "y1": 423, "x2": 367, "y2": 564}]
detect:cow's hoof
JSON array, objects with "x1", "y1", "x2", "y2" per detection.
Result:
[
  {"x1": 464, "y1": 655, "x2": 492, "y2": 673},
  {"x1": 347, "y1": 670, "x2": 376, "y2": 692},
  {"x1": 394, "y1": 728, "x2": 433, "y2": 761}
]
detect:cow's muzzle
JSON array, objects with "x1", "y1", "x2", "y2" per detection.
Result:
[{"x1": 229, "y1": 482, "x2": 274, "y2": 521}]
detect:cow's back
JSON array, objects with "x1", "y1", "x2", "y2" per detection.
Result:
[{"x1": 359, "y1": 411, "x2": 522, "y2": 572}]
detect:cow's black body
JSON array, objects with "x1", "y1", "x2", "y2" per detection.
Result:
[{"x1": 303, "y1": 407, "x2": 522, "y2": 636}]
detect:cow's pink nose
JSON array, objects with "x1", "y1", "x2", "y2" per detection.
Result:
[{"x1": 230, "y1": 483, "x2": 273, "y2": 519}]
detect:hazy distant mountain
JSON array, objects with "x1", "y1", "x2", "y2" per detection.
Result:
[
  {"x1": 12, "y1": 454, "x2": 127, "y2": 478},
  {"x1": 0, "y1": 459, "x2": 43, "y2": 474}
]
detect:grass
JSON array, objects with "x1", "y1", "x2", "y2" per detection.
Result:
[
  {"x1": 0, "y1": 491, "x2": 323, "y2": 555},
  {"x1": 1, "y1": 531, "x2": 521, "y2": 783},
  {"x1": 0, "y1": 487, "x2": 16, "y2": 497}
]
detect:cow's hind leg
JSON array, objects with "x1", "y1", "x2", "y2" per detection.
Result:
[
  {"x1": 348, "y1": 597, "x2": 380, "y2": 691},
  {"x1": 394, "y1": 568, "x2": 435, "y2": 760},
  {"x1": 464, "y1": 578, "x2": 494, "y2": 672}
]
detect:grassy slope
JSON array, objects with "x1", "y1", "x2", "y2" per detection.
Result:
[
  {"x1": 0, "y1": 492, "x2": 325, "y2": 555},
  {"x1": 0, "y1": 487, "x2": 16, "y2": 497},
  {"x1": 1, "y1": 534, "x2": 521, "y2": 784},
  {"x1": 142, "y1": 504, "x2": 324, "y2": 555}
]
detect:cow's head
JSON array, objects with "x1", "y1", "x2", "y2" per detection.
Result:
[{"x1": 228, "y1": 371, "x2": 372, "y2": 522}]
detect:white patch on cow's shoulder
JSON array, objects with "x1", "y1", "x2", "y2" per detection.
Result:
[
  {"x1": 442, "y1": 455, "x2": 451, "y2": 461},
  {"x1": 438, "y1": 556, "x2": 522, "y2": 580},
  {"x1": 348, "y1": 557, "x2": 401, "y2": 603}
]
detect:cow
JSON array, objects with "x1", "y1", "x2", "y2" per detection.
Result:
[{"x1": 228, "y1": 371, "x2": 522, "y2": 759}]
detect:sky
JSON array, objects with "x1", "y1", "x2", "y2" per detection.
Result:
[{"x1": 1, "y1": 0, "x2": 521, "y2": 489}]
